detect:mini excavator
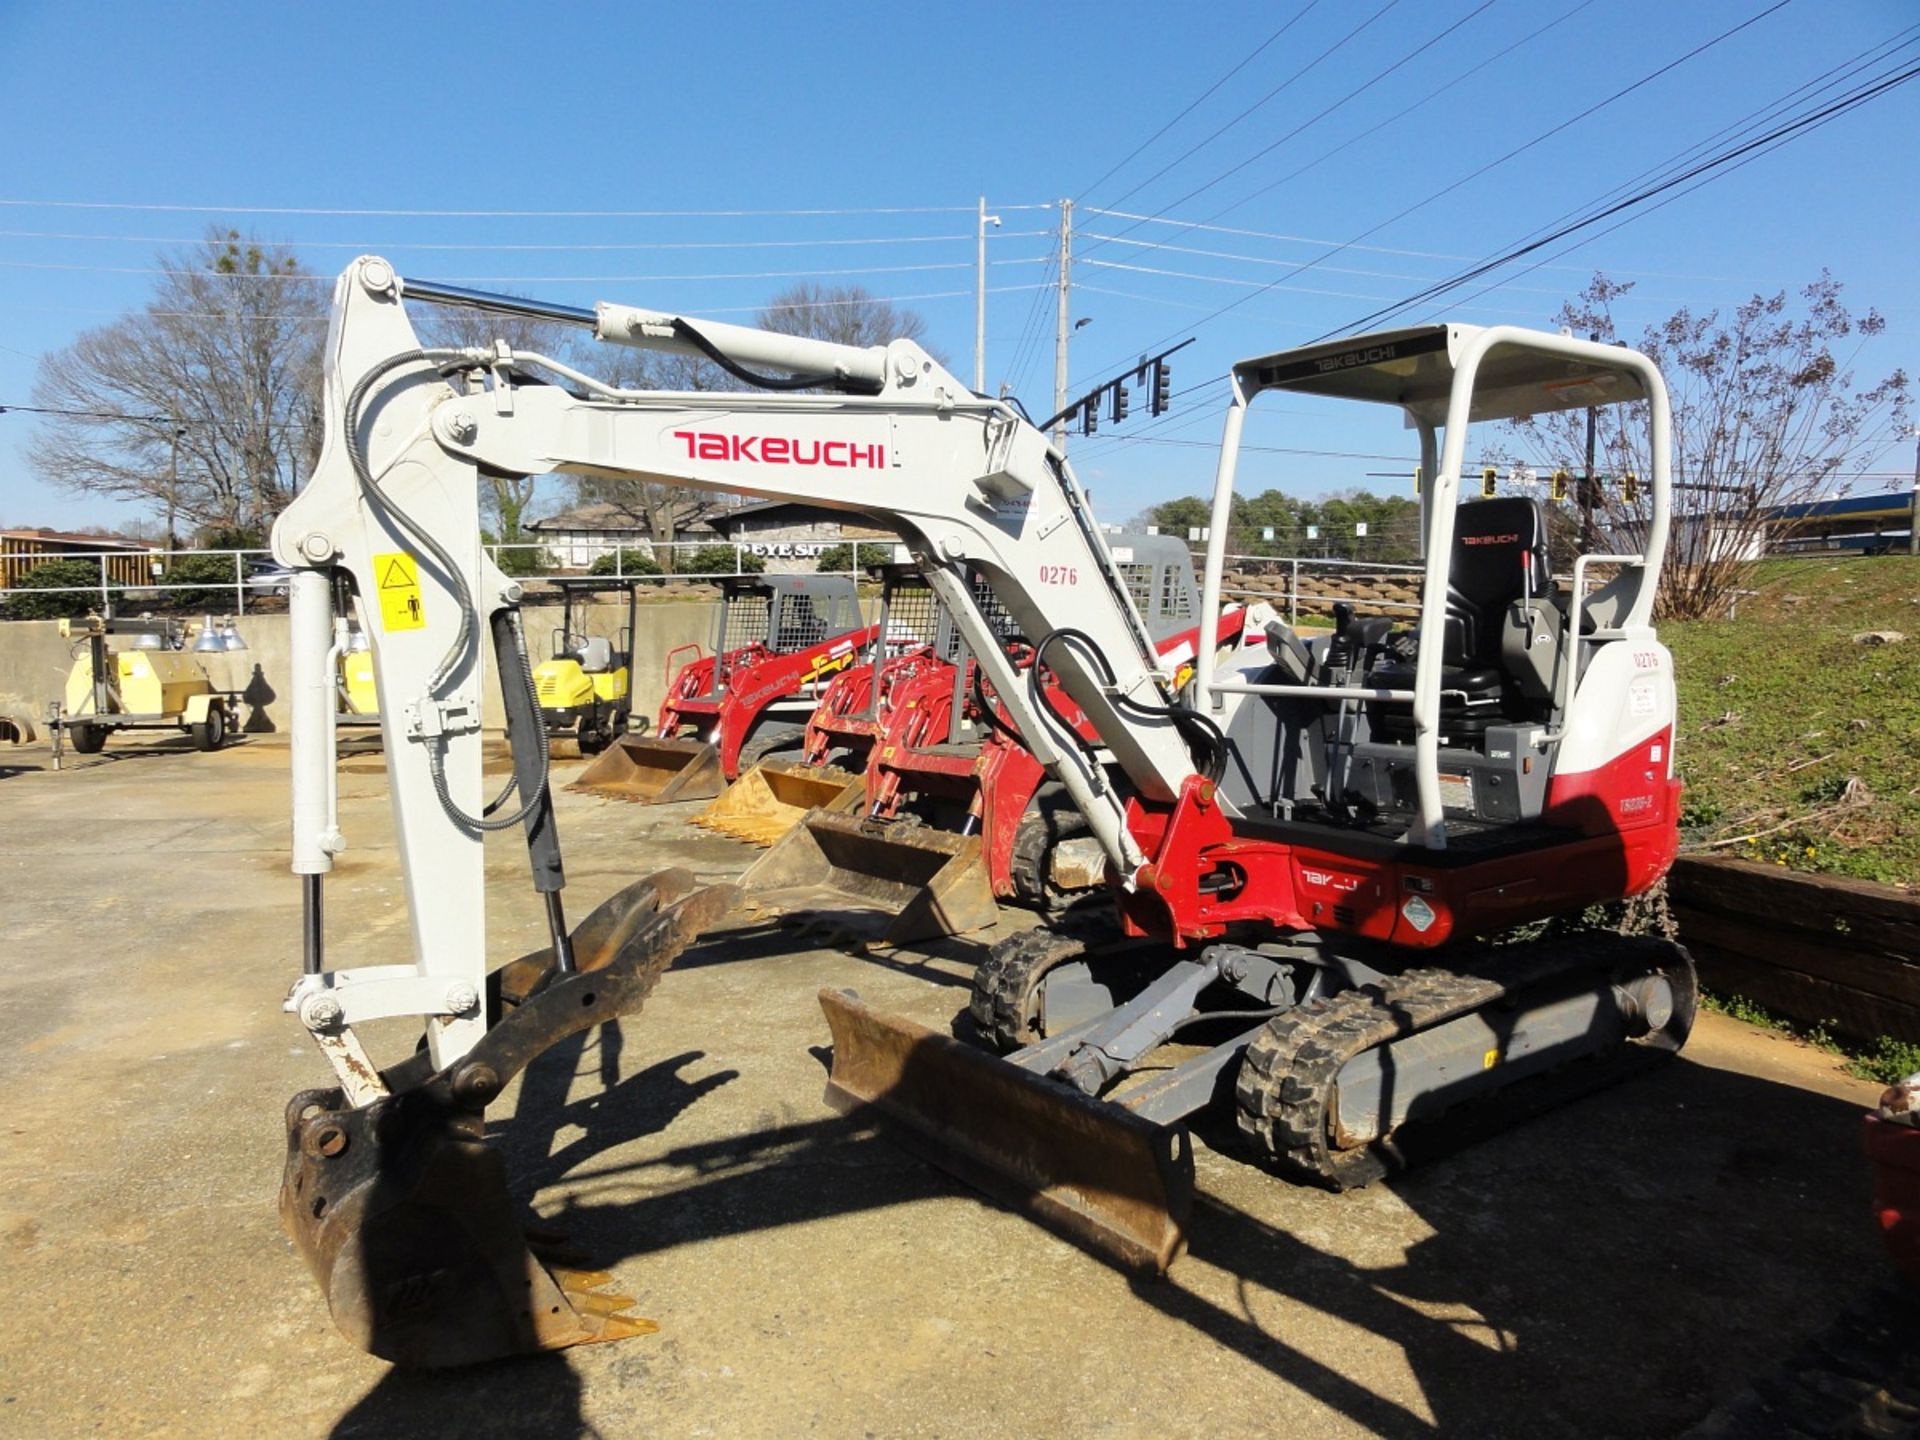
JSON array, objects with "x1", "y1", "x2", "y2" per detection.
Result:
[{"x1": 274, "y1": 257, "x2": 1692, "y2": 1363}]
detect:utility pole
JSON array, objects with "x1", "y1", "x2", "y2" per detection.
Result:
[
  {"x1": 975, "y1": 197, "x2": 999, "y2": 394},
  {"x1": 1908, "y1": 427, "x2": 1920, "y2": 558},
  {"x1": 1052, "y1": 198, "x2": 1074, "y2": 451},
  {"x1": 1580, "y1": 329, "x2": 1599, "y2": 551}
]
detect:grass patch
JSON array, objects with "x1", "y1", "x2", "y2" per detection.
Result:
[
  {"x1": 1701, "y1": 988, "x2": 1920, "y2": 1085},
  {"x1": 1666, "y1": 556, "x2": 1920, "y2": 887}
]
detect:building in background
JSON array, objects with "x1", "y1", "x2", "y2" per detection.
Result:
[
  {"x1": 525, "y1": 500, "x2": 730, "y2": 570},
  {"x1": 707, "y1": 501, "x2": 896, "y2": 571},
  {"x1": 0, "y1": 527, "x2": 160, "y2": 590}
]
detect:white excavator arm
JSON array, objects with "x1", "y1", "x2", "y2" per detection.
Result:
[{"x1": 271, "y1": 256, "x2": 1204, "y2": 1076}]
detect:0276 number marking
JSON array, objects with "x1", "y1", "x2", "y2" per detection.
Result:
[{"x1": 1039, "y1": 564, "x2": 1079, "y2": 586}]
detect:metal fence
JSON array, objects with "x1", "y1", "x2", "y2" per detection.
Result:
[
  {"x1": 1206, "y1": 552, "x2": 1427, "y2": 626},
  {"x1": 0, "y1": 539, "x2": 1427, "y2": 627},
  {"x1": 0, "y1": 538, "x2": 871, "y2": 618}
]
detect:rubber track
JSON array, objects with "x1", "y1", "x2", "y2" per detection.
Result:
[
  {"x1": 968, "y1": 927, "x2": 1095, "y2": 1053},
  {"x1": 1236, "y1": 932, "x2": 1694, "y2": 1191}
]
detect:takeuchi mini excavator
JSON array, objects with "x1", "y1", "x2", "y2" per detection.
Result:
[
  {"x1": 570, "y1": 571, "x2": 875, "y2": 801},
  {"x1": 273, "y1": 255, "x2": 1692, "y2": 1365}
]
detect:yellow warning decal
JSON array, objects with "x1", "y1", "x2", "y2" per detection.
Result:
[
  {"x1": 1482, "y1": 1048, "x2": 1500, "y2": 1070},
  {"x1": 373, "y1": 551, "x2": 426, "y2": 632}
]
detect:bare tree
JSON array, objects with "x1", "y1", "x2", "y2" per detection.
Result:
[
  {"x1": 756, "y1": 281, "x2": 944, "y2": 362},
  {"x1": 1506, "y1": 273, "x2": 1909, "y2": 619},
  {"x1": 562, "y1": 347, "x2": 741, "y2": 546},
  {"x1": 28, "y1": 230, "x2": 326, "y2": 543},
  {"x1": 411, "y1": 302, "x2": 586, "y2": 549}
]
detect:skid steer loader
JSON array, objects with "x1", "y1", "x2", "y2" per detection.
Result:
[
  {"x1": 275, "y1": 257, "x2": 1693, "y2": 1363},
  {"x1": 692, "y1": 559, "x2": 1024, "y2": 847},
  {"x1": 571, "y1": 571, "x2": 878, "y2": 802}
]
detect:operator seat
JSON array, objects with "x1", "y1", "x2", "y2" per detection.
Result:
[{"x1": 1367, "y1": 496, "x2": 1550, "y2": 745}]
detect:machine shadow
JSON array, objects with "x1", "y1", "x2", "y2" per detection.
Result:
[
  {"x1": 330, "y1": 1030, "x2": 1883, "y2": 1439},
  {"x1": 666, "y1": 920, "x2": 991, "y2": 992}
]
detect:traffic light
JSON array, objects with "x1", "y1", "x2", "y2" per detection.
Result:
[
  {"x1": 1481, "y1": 467, "x2": 1498, "y2": 498},
  {"x1": 1551, "y1": 469, "x2": 1569, "y2": 502},
  {"x1": 1412, "y1": 465, "x2": 1422, "y2": 495},
  {"x1": 1081, "y1": 399, "x2": 1097, "y2": 437},
  {"x1": 1622, "y1": 472, "x2": 1640, "y2": 504},
  {"x1": 1151, "y1": 359, "x2": 1173, "y2": 415},
  {"x1": 1111, "y1": 382, "x2": 1129, "y2": 423}
]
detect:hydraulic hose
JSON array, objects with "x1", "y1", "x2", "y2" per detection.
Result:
[
  {"x1": 1028, "y1": 628, "x2": 1228, "y2": 787},
  {"x1": 342, "y1": 347, "x2": 550, "y2": 834}
]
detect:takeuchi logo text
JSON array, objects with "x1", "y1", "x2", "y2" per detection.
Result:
[{"x1": 672, "y1": 431, "x2": 886, "y2": 468}]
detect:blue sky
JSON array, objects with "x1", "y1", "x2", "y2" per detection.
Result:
[{"x1": 1, "y1": 0, "x2": 1915, "y2": 533}]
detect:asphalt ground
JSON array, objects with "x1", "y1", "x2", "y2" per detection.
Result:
[{"x1": 0, "y1": 732, "x2": 1896, "y2": 1438}]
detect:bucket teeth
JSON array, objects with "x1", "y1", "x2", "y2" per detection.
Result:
[{"x1": 281, "y1": 871, "x2": 732, "y2": 1366}]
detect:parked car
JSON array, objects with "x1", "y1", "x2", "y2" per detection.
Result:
[{"x1": 244, "y1": 559, "x2": 293, "y2": 598}]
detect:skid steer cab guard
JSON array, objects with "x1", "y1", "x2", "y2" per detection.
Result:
[
  {"x1": 696, "y1": 559, "x2": 1005, "y2": 848},
  {"x1": 572, "y1": 571, "x2": 878, "y2": 802}
]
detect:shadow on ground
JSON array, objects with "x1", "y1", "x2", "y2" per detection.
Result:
[{"x1": 325, "y1": 1004, "x2": 1883, "y2": 1440}]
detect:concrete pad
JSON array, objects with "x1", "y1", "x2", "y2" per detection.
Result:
[{"x1": 0, "y1": 733, "x2": 1893, "y2": 1437}]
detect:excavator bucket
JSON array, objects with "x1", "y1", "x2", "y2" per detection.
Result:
[
  {"x1": 692, "y1": 759, "x2": 864, "y2": 847},
  {"x1": 739, "y1": 809, "x2": 999, "y2": 945},
  {"x1": 280, "y1": 870, "x2": 736, "y2": 1367},
  {"x1": 569, "y1": 735, "x2": 725, "y2": 803},
  {"x1": 819, "y1": 987, "x2": 1192, "y2": 1273}
]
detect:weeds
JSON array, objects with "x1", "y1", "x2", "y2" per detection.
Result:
[{"x1": 1702, "y1": 989, "x2": 1920, "y2": 1085}]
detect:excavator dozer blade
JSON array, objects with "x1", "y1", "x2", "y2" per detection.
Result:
[
  {"x1": 280, "y1": 870, "x2": 737, "y2": 1367},
  {"x1": 739, "y1": 810, "x2": 999, "y2": 946},
  {"x1": 569, "y1": 735, "x2": 725, "y2": 803},
  {"x1": 819, "y1": 987, "x2": 1192, "y2": 1274},
  {"x1": 692, "y1": 759, "x2": 863, "y2": 847}
]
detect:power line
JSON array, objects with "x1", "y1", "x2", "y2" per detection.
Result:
[
  {"x1": 1070, "y1": 0, "x2": 1804, "y2": 376},
  {"x1": 1416, "y1": 23, "x2": 1920, "y2": 322},
  {"x1": 1079, "y1": 208, "x2": 1743, "y2": 282},
  {"x1": 0, "y1": 257, "x2": 1053, "y2": 284},
  {"x1": 0, "y1": 198, "x2": 1056, "y2": 218},
  {"x1": 0, "y1": 226, "x2": 1052, "y2": 252},
  {"x1": 0, "y1": 283, "x2": 1056, "y2": 327},
  {"x1": 1085, "y1": 0, "x2": 1500, "y2": 256},
  {"x1": 1074, "y1": 1, "x2": 1326, "y2": 203},
  {"x1": 1094, "y1": 0, "x2": 1408, "y2": 217},
  {"x1": 1329, "y1": 50, "x2": 1920, "y2": 338}
]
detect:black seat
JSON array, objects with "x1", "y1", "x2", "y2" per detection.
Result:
[{"x1": 1368, "y1": 497, "x2": 1549, "y2": 744}]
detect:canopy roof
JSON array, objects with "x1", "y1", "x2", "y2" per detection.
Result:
[{"x1": 1234, "y1": 324, "x2": 1650, "y2": 426}]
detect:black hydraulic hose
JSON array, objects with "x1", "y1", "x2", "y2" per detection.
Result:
[
  {"x1": 970, "y1": 662, "x2": 1025, "y2": 746},
  {"x1": 1029, "y1": 627, "x2": 1228, "y2": 786},
  {"x1": 669, "y1": 318, "x2": 884, "y2": 396},
  {"x1": 343, "y1": 347, "x2": 550, "y2": 833}
]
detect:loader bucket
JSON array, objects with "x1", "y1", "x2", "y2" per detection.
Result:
[
  {"x1": 569, "y1": 735, "x2": 724, "y2": 803},
  {"x1": 692, "y1": 760, "x2": 863, "y2": 847},
  {"x1": 740, "y1": 810, "x2": 999, "y2": 945},
  {"x1": 281, "y1": 871, "x2": 737, "y2": 1366},
  {"x1": 819, "y1": 987, "x2": 1192, "y2": 1273}
]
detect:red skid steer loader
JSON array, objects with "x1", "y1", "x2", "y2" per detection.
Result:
[{"x1": 571, "y1": 571, "x2": 878, "y2": 803}]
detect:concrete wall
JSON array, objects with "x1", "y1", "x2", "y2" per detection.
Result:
[{"x1": 0, "y1": 600, "x2": 724, "y2": 734}]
